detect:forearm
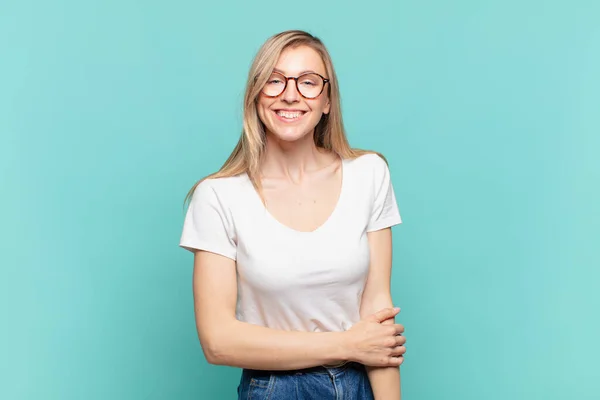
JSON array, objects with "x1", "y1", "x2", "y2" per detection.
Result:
[
  {"x1": 361, "y1": 296, "x2": 402, "y2": 399},
  {"x1": 201, "y1": 319, "x2": 348, "y2": 370},
  {"x1": 366, "y1": 365, "x2": 401, "y2": 400}
]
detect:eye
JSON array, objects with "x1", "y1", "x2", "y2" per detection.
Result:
[{"x1": 298, "y1": 74, "x2": 320, "y2": 87}]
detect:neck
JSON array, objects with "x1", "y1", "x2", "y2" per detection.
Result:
[{"x1": 261, "y1": 131, "x2": 332, "y2": 182}]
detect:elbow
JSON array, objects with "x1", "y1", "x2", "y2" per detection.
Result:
[
  {"x1": 197, "y1": 318, "x2": 238, "y2": 365},
  {"x1": 202, "y1": 343, "x2": 225, "y2": 365},
  {"x1": 201, "y1": 335, "x2": 230, "y2": 366}
]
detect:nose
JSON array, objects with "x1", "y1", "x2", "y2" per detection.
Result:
[{"x1": 281, "y1": 78, "x2": 301, "y2": 103}]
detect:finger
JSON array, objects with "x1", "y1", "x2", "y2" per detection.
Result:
[
  {"x1": 388, "y1": 356, "x2": 404, "y2": 367},
  {"x1": 368, "y1": 307, "x2": 400, "y2": 323},
  {"x1": 393, "y1": 323, "x2": 405, "y2": 335},
  {"x1": 391, "y1": 346, "x2": 406, "y2": 357},
  {"x1": 395, "y1": 335, "x2": 407, "y2": 346}
]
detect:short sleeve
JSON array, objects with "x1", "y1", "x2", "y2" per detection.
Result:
[
  {"x1": 179, "y1": 180, "x2": 237, "y2": 260},
  {"x1": 366, "y1": 155, "x2": 402, "y2": 232}
]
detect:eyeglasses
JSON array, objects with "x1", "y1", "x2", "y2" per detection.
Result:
[{"x1": 262, "y1": 71, "x2": 330, "y2": 99}]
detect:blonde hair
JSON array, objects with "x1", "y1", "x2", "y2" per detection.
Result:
[{"x1": 184, "y1": 30, "x2": 383, "y2": 206}]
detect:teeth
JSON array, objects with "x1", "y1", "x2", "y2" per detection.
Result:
[{"x1": 276, "y1": 111, "x2": 304, "y2": 119}]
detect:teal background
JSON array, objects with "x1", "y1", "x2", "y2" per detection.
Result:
[{"x1": 1, "y1": 0, "x2": 598, "y2": 399}]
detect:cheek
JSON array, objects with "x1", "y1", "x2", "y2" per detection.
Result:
[
  {"x1": 309, "y1": 98, "x2": 329, "y2": 116},
  {"x1": 256, "y1": 99, "x2": 272, "y2": 124},
  {"x1": 310, "y1": 102, "x2": 329, "y2": 121}
]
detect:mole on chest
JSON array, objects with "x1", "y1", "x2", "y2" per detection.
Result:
[
  {"x1": 268, "y1": 191, "x2": 338, "y2": 232},
  {"x1": 261, "y1": 161, "x2": 344, "y2": 232}
]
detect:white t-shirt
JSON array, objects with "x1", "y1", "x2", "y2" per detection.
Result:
[{"x1": 180, "y1": 153, "x2": 402, "y2": 333}]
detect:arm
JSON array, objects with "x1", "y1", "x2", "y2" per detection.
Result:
[
  {"x1": 184, "y1": 182, "x2": 403, "y2": 371},
  {"x1": 192, "y1": 249, "x2": 348, "y2": 370},
  {"x1": 360, "y1": 228, "x2": 404, "y2": 400}
]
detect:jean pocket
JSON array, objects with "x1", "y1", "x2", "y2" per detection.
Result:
[{"x1": 247, "y1": 374, "x2": 274, "y2": 399}]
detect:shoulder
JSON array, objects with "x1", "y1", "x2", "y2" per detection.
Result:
[
  {"x1": 190, "y1": 173, "x2": 251, "y2": 206},
  {"x1": 344, "y1": 152, "x2": 390, "y2": 179},
  {"x1": 351, "y1": 152, "x2": 387, "y2": 167}
]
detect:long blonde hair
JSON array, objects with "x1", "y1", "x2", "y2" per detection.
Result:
[{"x1": 184, "y1": 30, "x2": 382, "y2": 206}]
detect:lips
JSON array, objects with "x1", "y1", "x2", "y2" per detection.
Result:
[{"x1": 273, "y1": 109, "x2": 307, "y2": 122}]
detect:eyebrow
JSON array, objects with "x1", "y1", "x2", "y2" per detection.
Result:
[{"x1": 273, "y1": 68, "x2": 325, "y2": 76}]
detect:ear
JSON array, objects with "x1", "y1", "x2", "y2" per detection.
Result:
[{"x1": 323, "y1": 99, "x2": 331, "y2": 115}]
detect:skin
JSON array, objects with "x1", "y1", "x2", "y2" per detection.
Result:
[
  {"x1": 256, "y1": 46, "x2": 341, "y2": 233},
  {"x1": 192, "y1": 45, "x2": 405, "y2": 398},
  {"x1": 361, "y1": 228, "x2": 403, "y2": 399}
]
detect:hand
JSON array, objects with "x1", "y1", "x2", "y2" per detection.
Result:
[{"x1": 343, "y1": 307, "x2": 406, "y2": 367}]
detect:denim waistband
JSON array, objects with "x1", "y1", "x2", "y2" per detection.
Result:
[{"x1": 245, "y1": 361, "x2": 365, "y2": 377}]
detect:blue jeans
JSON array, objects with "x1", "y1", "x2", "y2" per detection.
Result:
[{"x1": 237, "y1": 362, "x2": 375, "y2": 400}]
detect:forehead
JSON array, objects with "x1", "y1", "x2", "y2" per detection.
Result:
[{"x1": 273, "y1": 45, "x2": 327, "y2": 76}]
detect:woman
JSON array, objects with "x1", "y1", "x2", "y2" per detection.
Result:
[{"x1": 180, "y1": 30, "x2": 406, "y2": 399}]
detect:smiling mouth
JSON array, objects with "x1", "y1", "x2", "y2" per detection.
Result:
[{"x1": 274, "y1": 110, "x2": 307, "y2": 122}]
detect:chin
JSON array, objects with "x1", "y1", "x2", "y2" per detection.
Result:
[{"x1": 268, "y1": 127, "x2": 313, "y2": 143}]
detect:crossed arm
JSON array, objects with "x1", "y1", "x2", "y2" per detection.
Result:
[
  {"x1": 191, "y1": 250, "x2": 350, "y2": 370},
  {"x1": 190, "y1": 228, "x2": 403, "y2": 398}
]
